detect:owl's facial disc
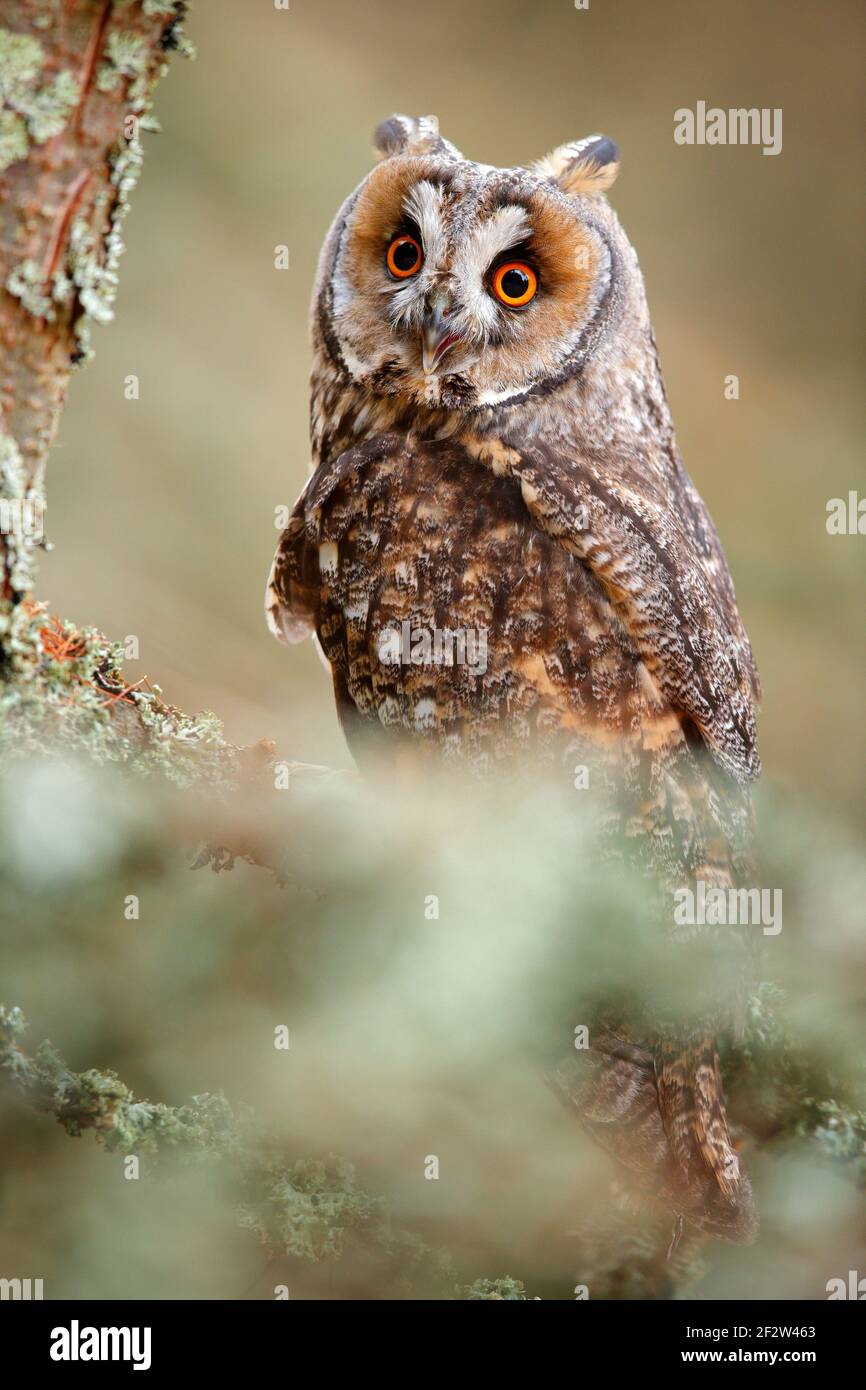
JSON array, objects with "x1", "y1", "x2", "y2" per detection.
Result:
[{"x1": 331, "y1": 157, "x2": 611, "y2": 406}]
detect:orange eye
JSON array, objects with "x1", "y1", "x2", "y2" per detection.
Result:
[
  {"x1": 492, "y1": 261, "x2": 538, "y2": 308},
  {"x1": 386, "y1": 234, "x2": 423, "y2": 279}
]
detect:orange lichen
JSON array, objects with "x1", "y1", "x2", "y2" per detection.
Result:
[{"x1": 30, "y1": 606, "x2": 88, "y2": 663}]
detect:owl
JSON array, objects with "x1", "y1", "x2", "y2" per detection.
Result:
[{"x1": 266, "y1": 115, "x2": 762, "y2": 1245}]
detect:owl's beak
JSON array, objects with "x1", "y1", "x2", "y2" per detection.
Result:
[{"x1": 421, "y1": 303, "x2": 462, "y2": 375}]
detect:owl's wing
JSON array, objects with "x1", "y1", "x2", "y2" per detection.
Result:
[
  {"x1": 265, "y1": 434, "x2": 404, "y2": 647},
  {"x1": 497, "y1": 433, "x2": 760, "y2": 784}
]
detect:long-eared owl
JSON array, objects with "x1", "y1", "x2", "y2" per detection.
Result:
[{"x1": 266, "y1": 115, "x2": 762, "y2": 1245}]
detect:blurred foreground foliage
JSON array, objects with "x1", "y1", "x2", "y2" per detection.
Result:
[
  {"x1": 0, "y1": 616, "x2": 864, "y2": 1299},
  {"x1": 0, "y1": 1004, "x2": 456, "y2": 1296}
]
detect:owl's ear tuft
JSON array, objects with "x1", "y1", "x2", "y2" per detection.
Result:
[
  {"x1": 533, "y1": 134, "x2": 620, "y2": 196},
  {"x1": 372, "y1": 114, "x2": 462, "y2": 161}
]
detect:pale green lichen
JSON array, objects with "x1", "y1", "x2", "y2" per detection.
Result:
[
  {"x1": 0, "y1": 1005, "x2": 456, "y2": 1293},
  {"x1": 463, "y1": 1277, "x2": 530, "y2": 1300},
  {"x1": 50, "y1": 267, "x2": 73, "y2": 304},
  {"x1": 156, "y1": 2, "x2": 196, "y2": 62},
  {"x1": 111, "y1": 0, "x2": 195, "y2": 60},
  {"x1": 98, "y1": 30, "x2": 147, "y2": 88},
  {"x1": 0, "y1": 28, "x2": 78, "y2": 170},
  {"x1": 6, "y1": 259, "x2": 55, "y2": 320},
  {"x1": 734, "y1": 983, "x2": 866, "y2": 1186},
  {"x1": 65, "y1": 133, "x2": 145, "y2": 360},
  {"x1": 68, "y1": 216, "x2": 117, "y2": 326},
  {"x1": 0, "y1": 28, "x2": 43, "y2": 90},
  {"x1": 0, "y1": 602, "x2": 247, "y2": 788},
  {"x1": 97, "y1": 31, "x2": 150, "y2": 112},
  {"x1": 111, "y1": 130, "x2": 145, "y2": 194},
  {"x1": 0, "y1": 432, "x2": 26, "y2": 499},
  {"x1": 23, "y1": 67, "x2": 79, "y2": 142},
  {"x1": 0, "y1": 109, "x2": 27, "y2": 170}
]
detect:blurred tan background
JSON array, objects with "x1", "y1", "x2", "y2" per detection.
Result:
[{"x1": 45, "y1": 0, "x2": 865, "y2": 819}]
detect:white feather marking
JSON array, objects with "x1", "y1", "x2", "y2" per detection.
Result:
[
  {"x1": 413, "y1": 698, "x2": 437, "y2": 731},
  {"x1": 476, "y1": 381, "x2": 534, "y2": 405},
  {"x1": 377, "y1": 696, "x2": 401, "y2": 727},
  {"x1": 344, "y1": 596, "x2": 369, "y2": 623},
  {"x1": 404, "y1": 180, "x2": 447, "y2": 270},
  {"x1": 461, "y1": 204, "x2": 531, "y2": 281},
  {"x1": 318, "y1": 542, "x2": 339, "y2": 577}
]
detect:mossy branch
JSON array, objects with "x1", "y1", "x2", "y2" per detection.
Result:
[
  {"x1": 0, "y1": 602, "x2": 347, "y2": 876},
  {"x1": 0, "y1": 1004, "x2": 474, "y2": 1297}
]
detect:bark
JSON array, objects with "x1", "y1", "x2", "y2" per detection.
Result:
[{"x1": 0, "y1": 0, "x2": 190, "y2": 634}]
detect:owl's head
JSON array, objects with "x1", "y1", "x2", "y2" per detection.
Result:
[{"x1": 316, "y1": 115, "x2": 637, "y2": 413}]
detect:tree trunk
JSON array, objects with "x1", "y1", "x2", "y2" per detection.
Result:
[{"x1": 0, "y1": 0, "x2": 190, "y2": 663}]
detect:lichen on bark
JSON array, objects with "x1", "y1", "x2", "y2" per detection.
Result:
[
  {"x1": 0, "y1": 26, "x2": 80, "y2": 168},
  {"x1": 0, "y1": 0, "x2": 192, "y2": 625}
]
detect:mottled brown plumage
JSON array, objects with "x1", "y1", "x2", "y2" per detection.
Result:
[{"x1": 266, "y1": 115, "x2": 761, "y2": 1243}]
